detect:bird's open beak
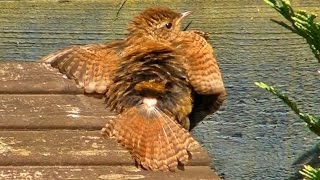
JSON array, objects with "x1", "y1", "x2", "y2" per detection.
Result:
[
  {"x1": 180, "y1": 11, "x2": 192, "y2": 19},
  {"x1": 177, "y1": 11, "x2": 192, "y2": 23}
]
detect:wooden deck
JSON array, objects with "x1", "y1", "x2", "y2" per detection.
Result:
[
  {"x1": 0, "y1": 62, "x2": 219, "y2": 179},
  {"x1": 1, "y1": 0, "x2": 320, "y2": 179}
]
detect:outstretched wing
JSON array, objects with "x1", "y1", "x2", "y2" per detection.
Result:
[
  {"x1": 40, "y1": 42, "x2": 123, "y2": 93},
  {"x1": 177, "y1": 31, "x2": 225, "y2": 95},
  {"x1": 190, "y1": 30, "x2": 210, "y2": 40},
  {"x1": 175, "y1": 31, "x2": 226, "y2": 129}
]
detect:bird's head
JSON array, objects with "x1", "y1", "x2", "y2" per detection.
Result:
[{"x1": 127, "y1": 7, "x2": 191, "y2": 41}]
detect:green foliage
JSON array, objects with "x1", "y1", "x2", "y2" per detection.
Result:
[
  {"x1": 264, "y1": 0, "x2": 320, "y2": 62},
  {"x1": 255, "y1": 82, "x2": 320, "y2": 135},
  {"x1": 260, "y1": 1, "x2": 320, "y2": 178},
  {"x1": 299, "y1": 165, "x2": 320, "y2": 180}
]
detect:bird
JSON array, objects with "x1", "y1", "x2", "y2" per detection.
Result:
[{"x1": 41, "y1": 7, "x2": 226, "y2": 171}]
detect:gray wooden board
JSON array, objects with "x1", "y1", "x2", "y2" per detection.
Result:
[
  {"x1": 0, "y1": 61, "x2": 215, "y2": 179},
  {"x1": 0, "y1": 166, "x2": 220, "y2": 180},
  {"x1": 1, "y1": 0, "x2": 320, "y2": 179},
  {"x1": 0, "y1": 94, "x2": 112, "y2": 130},
  {"x1": 0, "y1": 62, "x2": 82, "y2": 94},
  {"x1": 0, "y1": 130, "x2": 210, "y2": 167}
]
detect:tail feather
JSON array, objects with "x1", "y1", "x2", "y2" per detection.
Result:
[{"x1": 101, "y1": 106, "x2": 199, "y2": 171}]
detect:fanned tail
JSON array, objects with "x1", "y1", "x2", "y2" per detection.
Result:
[{"x1": 101, "y1": 106, "x2": 199, "y2": 171}]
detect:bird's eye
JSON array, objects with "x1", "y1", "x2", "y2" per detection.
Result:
[{"x1": 165, "y1": 23, "x2": 172, "y2": 29}]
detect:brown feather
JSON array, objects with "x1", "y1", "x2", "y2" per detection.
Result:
[
  {"x1": 101, "y1": 106, "x2": 199, "y2": 171},
  {"x1": 175, "y1": 31, "x2": 225, "y2": 95},
  {"x1": 39, "y1": 7, "x2": 226, "y2": 171},
  {"x1": 172, "y1": 31, "x2": 227, "y2": 129},
  {"x1": 41, "y1": 42, "x2": 123, "y2": 93}
]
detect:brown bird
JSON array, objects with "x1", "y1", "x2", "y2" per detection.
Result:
[{"x1": 41, "y1": 7, "x2": 226, "y2": 171}]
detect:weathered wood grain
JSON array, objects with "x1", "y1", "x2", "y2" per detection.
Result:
[
  {"x1": 0, "y1": 0, "x2": 319, "y2": 62},
  {"x1": 0, "y1": 62, "x2": 81, "y2": 94},
  {"x1": 0, "y1": 166, "x2": 219, "y2": 180},
  {"x1": 1, "y1": 0, "x2": 320, "y2": 179},
  {"x1": 0, "y1": 94, "x2": 112, "y2": 130},
  {"x1": 0, "y1": 60, "x2": 216, "y2": 179},
  {"x1": 0, "y1": 131, "x2": 210, "y2": 167}
]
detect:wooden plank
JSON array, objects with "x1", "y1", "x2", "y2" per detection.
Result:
[
  {"x1": 0, "y1": 166, "x2": 220, "y2": 180},
  {"x1": 0, "y1": 130, "x2": 210, "y2": 167},
  {"x1": 1, "y1": 0, "x2": 320, "y2": 179},
  {"x1": 0, "y1": 60, "x2": 215, "y2": 178},
  {"x1": 0, "y1": 94, "x2": 113, "y2": 130},
  {"x1": 0, "y1": 0, "x2": 319, "y2": 61},
  {"x1": 0, "y1": 62, "x2": 81, "y2": 94}
]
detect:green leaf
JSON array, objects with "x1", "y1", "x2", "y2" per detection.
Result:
[
  {"x1": 264, "y1": 0, "x2": 320, "y2": 62},
  {"x1": 299, "y1": 165, "x2": 320, "y2": 180},
  {"x1": 263, "y1": 0, "x2": 277, "y2": 8},
  {"x1": 255, "y1": 82, "x2": 320, "y2": 136}
]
